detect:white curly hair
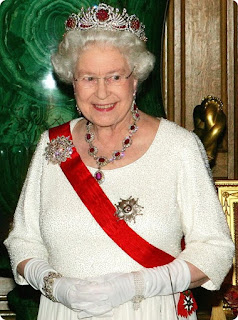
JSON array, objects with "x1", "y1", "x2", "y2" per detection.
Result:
[{"x1": 51, "y1": 29, "x2": 155, "y2": 84}]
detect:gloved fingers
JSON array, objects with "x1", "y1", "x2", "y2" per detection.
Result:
[
  {"x1": 77, "y1": 310, "x2": 113, "y2": 319},
  {"x1": 97, "y1": 310, "x2": 113, "y2": 318},
  {"x1": 85, "y1": 304, "x2": 112, "y2": 316},
  {"x1": 73, "y1": 299, "x2": 110, "y2": 310},
  {"x1": 77, "y1": 311, "x2": 92, "y2": 319},
  {"x1": 54, "y1": 277, "x2": 91, "y2": 294},
  {"x1": 95, "y1": 310, "x2": 113, "y2": 318},
  {"x1": 70, "y1": 290, "x2": 109, "y2": 303},
  {"x1": 73, "y1": 283, "x2": 112, "y2": 297},
  {"x1": 75, "y1": 279, "x2": 92, "y2": 286},
  {"x1": 77, "y1": 304, "x2": 113, "y2": 318}
]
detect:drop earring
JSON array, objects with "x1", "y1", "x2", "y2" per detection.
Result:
[
  {"x1": 76, "y1": 105, "x2": 82, "y2": 116},
  {"x1": 74, "y1": 89, "x2": 82, "y2": 116},
  {"x1": 131, "y1": 91, "x2": 137, "y2": 112}
]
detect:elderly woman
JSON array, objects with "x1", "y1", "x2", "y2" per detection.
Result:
[{"x1": 4, "y1": 3, "x2": 234, "y2": 320}]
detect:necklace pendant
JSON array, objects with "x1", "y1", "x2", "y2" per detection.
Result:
[{"x1": 94, "y1": 169, "x2": 105, "y2": 184}]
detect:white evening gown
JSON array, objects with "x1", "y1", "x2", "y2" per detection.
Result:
[{"x1": 5, "y1": 118, "x2": 234, "y2": 320}]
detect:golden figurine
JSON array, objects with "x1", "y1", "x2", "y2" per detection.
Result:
[{"x1": 193, "y1": 96, "x2": 226, "y2": 166}]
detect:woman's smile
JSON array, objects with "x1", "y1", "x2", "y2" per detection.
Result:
[{"x1": 93, "y1": 103, "x2": 116, "y2": 112}]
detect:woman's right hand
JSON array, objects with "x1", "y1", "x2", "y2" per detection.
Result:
[
  {"x1": 53, "y1": 276, "x2": 112, "y2": 314},
  {"x1": 22, "y1": 258, "x2": 112, "y2": 315}
]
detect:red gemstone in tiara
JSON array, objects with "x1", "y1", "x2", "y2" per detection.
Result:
[
  {"x1": 96, "y1": 9, "x2": 109, "y2": 22},
  {"x1": 130, "y1": 18, "x2": 140, "y2": 31},
  {"x1": 66, "y1": 17, "x2": 76, "y2": 29}
]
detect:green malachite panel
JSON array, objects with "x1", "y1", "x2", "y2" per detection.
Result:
[
  {"x1": 0, "y1": 0, "x2": 168, "y2": 217},
  {"x1": 0, "y1": 0, "x2": 168, "y2": 316}
]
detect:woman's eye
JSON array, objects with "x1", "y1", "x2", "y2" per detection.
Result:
[
  {"x1": 111, "y1": 75, "x2": 121, "y2": 81},
  {"x1": 84, "y1": 76, "x2": 95, "y2": 82}
]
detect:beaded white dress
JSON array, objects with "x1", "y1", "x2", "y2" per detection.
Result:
[{"x1": 4, "y1": 118, "x2": 234, "y2": 320}]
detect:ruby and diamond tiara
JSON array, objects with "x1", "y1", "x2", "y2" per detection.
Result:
[{"x1": 65, "y1": 3, "x2": 147, "y2": 42}]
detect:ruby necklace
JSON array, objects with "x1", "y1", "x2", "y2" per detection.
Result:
[{"x1": 85, "y1": 104, "x2": 140, "y2": 184}]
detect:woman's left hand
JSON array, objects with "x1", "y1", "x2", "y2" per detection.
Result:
[{"x1": 77, "y1": 259, "x2": 194, "y2": 318}]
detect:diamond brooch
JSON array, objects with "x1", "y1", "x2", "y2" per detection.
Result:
[{"x1": 44, "y1": 136, "x2": 74, "y2": 164}]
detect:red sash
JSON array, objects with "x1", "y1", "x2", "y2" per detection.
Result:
[{"x1": 48, "y1": 121, "x2": 197, "y2": 316}]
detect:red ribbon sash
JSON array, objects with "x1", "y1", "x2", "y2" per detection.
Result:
[
  {"x1": 48, "y1": 121, "x2": 197, "y2": 317},
  {"x1": 49, "y1": 122, "x2": 175, "y2": 267}
]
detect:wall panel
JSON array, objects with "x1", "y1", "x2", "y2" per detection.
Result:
[
  {"x1": 234, "y1": 4, "x2": 238, "y2": 178},
  {"x1": 163, "y1": 0, "x2": 237, "y2": 179}
]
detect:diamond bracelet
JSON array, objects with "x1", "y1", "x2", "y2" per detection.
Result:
[
  {"x1": 132, "y1": 272, "x2": 145, "y2": 310},
  {"x1": 42, "y1": 272, "x2": 62, "y2": 302}
]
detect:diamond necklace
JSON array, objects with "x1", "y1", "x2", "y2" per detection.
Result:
[{"x1": 85, "y1": 103, "x2": 140, "y2": 184}]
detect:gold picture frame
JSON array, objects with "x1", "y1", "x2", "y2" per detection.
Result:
[{"x1": 215, "y1": 180, "x2": 238, "y2": 285}]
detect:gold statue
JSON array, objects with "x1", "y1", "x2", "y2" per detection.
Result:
[{"x1": 193, "y1": 96, "x2": 226, "y2": 166}]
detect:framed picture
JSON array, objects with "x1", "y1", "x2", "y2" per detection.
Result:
[{"x1": 215, "y1": 180, "x2": 238, "y2": 285}]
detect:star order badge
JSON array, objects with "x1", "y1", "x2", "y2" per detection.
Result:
[
  {"x1": 177, "y1": 290, "x2": 198, "y2": 317},
  {"x1": 114, "y1": 196, "x2": 143, "y2": 223}
]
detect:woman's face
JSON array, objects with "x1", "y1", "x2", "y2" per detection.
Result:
[{"x1": 73, "y1": 44, "x2": 137, "y2": 128}]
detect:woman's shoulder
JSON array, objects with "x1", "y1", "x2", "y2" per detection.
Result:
[
  {"x1": 48, "y1": 118, "x2": 82, "y2": 133},
  {"x1": 141, "y1": 113, "x2": 191, "y2": 137},
  {"x1": 158, "y1": 118, "x2": 205, "y2": 155},
  {"x1": 139, "y1": 113, "x2": 200, "y2": 149},
  {"x1": 41, "y1": 118, "x2": 83, "y2": 137},
  {"x1": 35, "y1": 118, "x2": 82, "y2": 149},
  {"x1": 160, "y1": 118, "x2": 192, "y2": 137},
  {"x1": 161, "y1": 118, "x2": 200, "y2": 143}
]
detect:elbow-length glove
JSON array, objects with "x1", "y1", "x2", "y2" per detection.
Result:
[
  {"x1": 24, "y1": 258, "x2": 112, "y2": 315},
  {"x1": 77, "y1": 259, "x2": 191, "y2": 318}
]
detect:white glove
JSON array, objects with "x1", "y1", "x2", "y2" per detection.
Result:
[
  {"x1": 77, "y1": 273, "x2": 128, "y2": 319},
  {"x1": 53, "y1": 276, "x2": 111, "y2": 312},
  {"x1": 77, "y1": 273, "x2": 134, "y2": 319},
  {"x1": 77, "y1": 258, "x2": 191, "y2": 315},
  {"x1": 141, "y1": 258, "x2": 191, "y2": 297},
  {"x1": 24, "y1": 258, "x2": 58, "y2": 292},
  {"x1": 23, "y1": 258, "x2": 111, "y2": 313}
]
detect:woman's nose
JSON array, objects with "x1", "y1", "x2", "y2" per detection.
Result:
[{"x1": 94, "y1": 78, "x2": 110, "y2": 99}]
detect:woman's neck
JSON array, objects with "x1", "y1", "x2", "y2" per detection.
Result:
[{"x1": 89, "y1": 113, "x2": 135, "y2": 147}]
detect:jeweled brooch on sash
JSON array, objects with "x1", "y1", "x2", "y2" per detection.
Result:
[
  {"x1": 115, "y1": 196, "x2": 143, "y2": 223},
  {"x1": 44, "y1": 136, "x2": 74, "y2": 164}
]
